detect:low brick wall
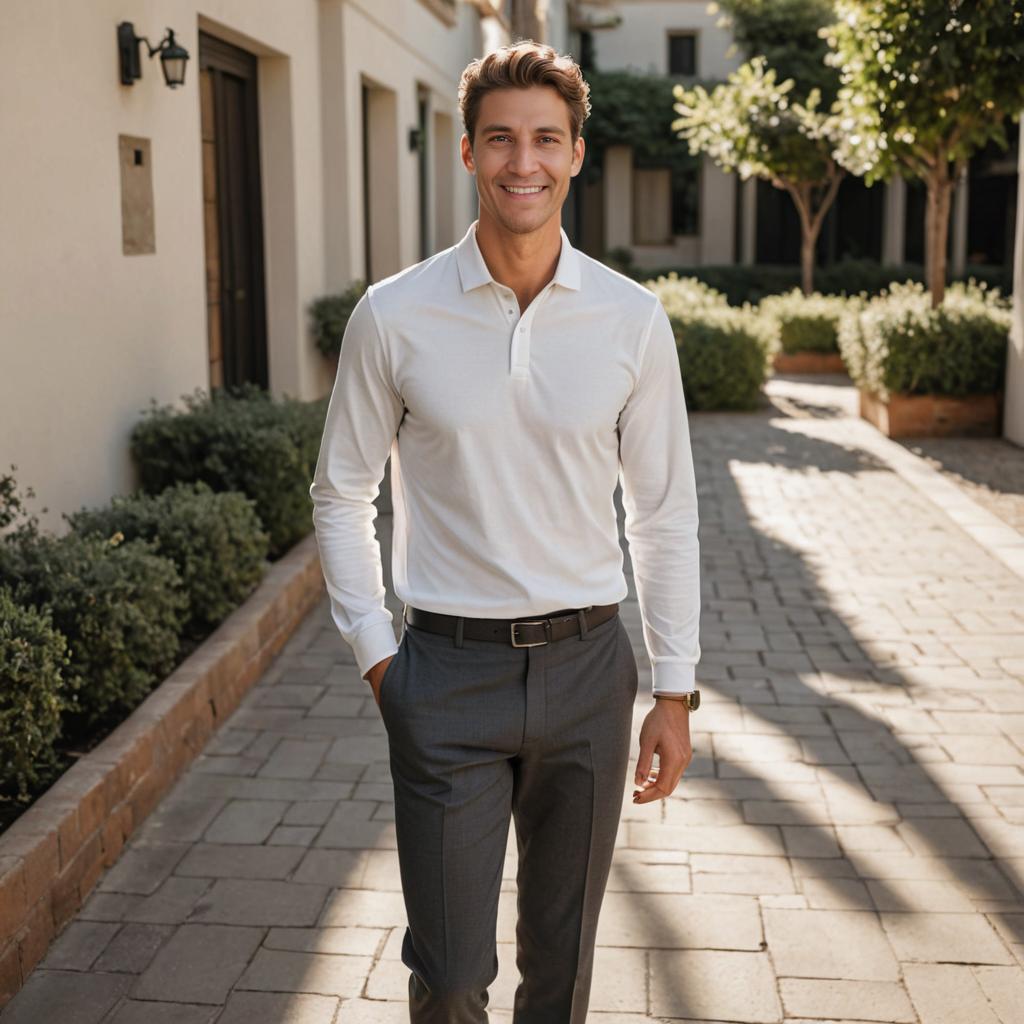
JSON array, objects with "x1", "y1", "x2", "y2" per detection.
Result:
[
  {"x1": 859, "y1": 388, "x2": 1004, "y2": 438},
  {"x1": 0, "y1": 533, "x2": 325, "y2": 1008},
  {"x1": 773, "y1": 351, "x2": 847, "y2": 374}
]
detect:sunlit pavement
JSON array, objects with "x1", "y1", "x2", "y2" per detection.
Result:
[{"x1": 4, "y1": 373, "x2": 1023, "y2": 1024}]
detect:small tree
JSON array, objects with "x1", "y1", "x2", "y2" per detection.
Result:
[
  {"x1": 823, "y1": 0, "x2": 1024, "y2": 307},
  {"x1": 672, "y1": 56, "x2": 847, "y2": 294}
]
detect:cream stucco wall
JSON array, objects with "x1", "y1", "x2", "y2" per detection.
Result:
[
  {"x1": 585, "y1": 0, "x2": 742, "y2": 266},
  {"x1": 589, "y1": 0, "x2": 738, "y2": 78},
  {"x1": 0, "y1": 0, "x2": 496, "y2": 533}
]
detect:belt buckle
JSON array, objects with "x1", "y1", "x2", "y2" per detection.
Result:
[{"x1": 510, "y1": 619, "x2": 551, "y2": 648}]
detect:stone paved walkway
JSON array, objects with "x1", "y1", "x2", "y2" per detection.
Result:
[{"x1": 4, "y1": 375, "x2": 1024, "y2": 1024}]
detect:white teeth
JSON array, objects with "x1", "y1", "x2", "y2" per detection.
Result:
[{"x1": 503, "y1": 185, "x2": 544, "y2": 194}]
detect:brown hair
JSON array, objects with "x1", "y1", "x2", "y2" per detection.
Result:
[{"x1": 458, "y1": 41, "x2": 591, "y2": 145}]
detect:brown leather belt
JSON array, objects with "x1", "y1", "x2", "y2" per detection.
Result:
[{"x1": 404, "y1": 602, "x2": 619, "y2": 647}]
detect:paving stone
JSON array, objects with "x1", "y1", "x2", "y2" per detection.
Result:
[
  {"x1": 235, "y1": 948, "x2": 371, "y2": 996},
  {"x1": 974, "y1": 964, "x2": 1024, "y2": 1024},
  {"x1": 284, "y1": 802, "x2": 337, "y2": 826},
  {"x1": 217, "y1": 991, "x2": 340, "y2": 1024},
  {"x1": 133, "y1": 924, "x2": 263, "y2": 1003},
  {"x1": 264, "y1": 926, "x2": 385, "y2": 956},
  {"x1": 895, "y1": 817, "x2": 990, "y2": 857},
  {"x1": 38, "y1": 920, "x2": 121, "y2": 970},
  {"x1": 106, "y1": 1001, "x2": 219, "y2": 1024},
  {"x1": 0, "y1": 970, "x2": 132, "y2": 1024},
  {"x1": 259, "y1": 739, "x2": 332, "y2": 780},
  {"x1": 880, "y1": 911, "x2": 1015, "y2": 964},
  {"x1": 593, "y1": 893, "x2": 763, "y2": 950},
  {"x1": 123, "y1": 877, "x2": 212, "y2": 925},
  {"x1": 649, "y1": 949, "x2": 781, "y2": 1022},
  {"x1": 867, "y1": 878, "x2": 976, "y2": 912},
  {"x1": 903, "y1": 963, "x2": 1001, "y2": 1024},
  {"x1": 293, "y1": 848, "x2": 368, "y2": 887},
  {"x1": 173, "y1": 842, "x2": 306, "y2": 880},
  {"x1": 202, "y1": 799, "x2": 289, "y2": 844},
  {"x1": 94, "y1": 922, "x2": 176, "y2": 974},
  {"x1": 98, "y1": 842, "x2": 190, "y2": 895},
  {"x1": 763, "y1": 909, "x2": 900, "y2": 980},
  {"x1": 779, "y1": 977, "x2": 915, "y2": 1022},
  {"x1": 188, "y1": 879, "x2": 330, "y2": 927}
]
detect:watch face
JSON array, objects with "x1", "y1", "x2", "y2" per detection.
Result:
[{"x1": 689, "y1": 689, "x2": 701, "y2": 710}]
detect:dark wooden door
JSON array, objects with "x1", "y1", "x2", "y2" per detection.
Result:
[{"x1": 199, "y1": 32, "x2": 269, "y2": 391}]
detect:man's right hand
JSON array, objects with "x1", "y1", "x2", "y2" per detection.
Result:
[{"x1": 364, "y1": 655, "x2": 396, "y2": 709}]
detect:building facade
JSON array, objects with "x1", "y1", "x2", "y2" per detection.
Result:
[
  {"x1": 0, "y1": 0, "x2": 571, "y2": 532},
  {"x1": 577, "y1": 0, "x2": 1018, "y2": 289}
]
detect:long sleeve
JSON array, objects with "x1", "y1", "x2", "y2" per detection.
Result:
[
  {"x1": 309, "y1": 289, "x2": 404, "y2": 678},
  {"x1": 617, "y1": 298, "x2": 701, "y2": 694}
]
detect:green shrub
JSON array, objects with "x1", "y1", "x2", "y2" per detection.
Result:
[
  {"x1": 645, "y1": 272, "x2": 730, "y2": 319},
  {"x1": 309, "y1": 279, "x2": 367, "y2": 359},
  {"x1": 0, "y1": 587, "x2": 69, "y2": 803},
  {"x1": 130, "y1": 384, "x2": 328, "y2": 558},
  {"x1": 66, "y1": 481, "x2": 270, "y2": 640},
  {"x1": 758, "y1": 289, "x2": 857, "y2": 355},
  {"x1": 838, "y1": 280, "x2": 1012, "y2": 400},
  {"x1": 0, "y1": 531, "x2": 187, "y2": 733},
  {"x1": 645, "y1": 273, "x2": 772, "y2": 410}
]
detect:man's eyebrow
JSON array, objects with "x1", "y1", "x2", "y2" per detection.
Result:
[{"x1": 480, "y1": 124, "x2": 568, "y2": 136}]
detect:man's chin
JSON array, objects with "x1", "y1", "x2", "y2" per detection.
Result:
[{"x1": 487, "y1": 204, "x2": 559, "y2": 236}]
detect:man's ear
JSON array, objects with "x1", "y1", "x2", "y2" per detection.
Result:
[
  {"x1": 570, "y1": 134, "x2": 585, "y2": 178},
  {"x1": 460, "y1": 133, "x2": 476, "y2": 175}
]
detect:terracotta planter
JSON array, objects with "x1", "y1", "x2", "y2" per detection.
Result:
[
  {"x1": 773, "y1": 351, "x2": 846, "y2": 374},
  {"x1": 859, "y1": 388, "x2": 1003, "y2": 438}
]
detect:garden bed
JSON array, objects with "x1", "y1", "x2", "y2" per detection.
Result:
[
  {"x1": 0, "y1": 534, "x2": 324, "y2": 1008},
  {"x1": 858, "y1": 388, "x2": 1003, "y2": 438},
  {"x1": 773, "y1": 351, "x2": 847, "y2": 374}
]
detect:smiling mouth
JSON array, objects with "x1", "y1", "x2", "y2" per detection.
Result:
[{"x1": 501, "y1": 185, "x2": 546, "y2": 195}]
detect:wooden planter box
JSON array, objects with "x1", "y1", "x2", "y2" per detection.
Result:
[
  {"x1": 859, "y1": 388, "x2": 1003, "y2": 438},
  {"x1": 773, "y1": 351, "x2": 846, "y2": 374}
]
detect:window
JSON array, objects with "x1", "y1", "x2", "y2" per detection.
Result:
[{"x1": 667, "y1": 32, "x2": 697, "y2": 76}]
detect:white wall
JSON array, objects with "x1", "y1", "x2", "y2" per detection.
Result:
[
  {"x1": 0, "y1": 0, "x2": 493, "y2": 533},
  {"x1": 590, "y1": 0, "x2": 738, "y2": 78},
  {"x1": 586, "y1": 0, "x2": 742, "y2": 266}
]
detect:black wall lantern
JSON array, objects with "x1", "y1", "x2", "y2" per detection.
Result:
[{"x1": 118, "y1": 22, "x2": 190, "y2": 89}]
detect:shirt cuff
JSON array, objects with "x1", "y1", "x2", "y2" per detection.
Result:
[
  {"x1": 352, "y1": 620, "x2": 400, "y2": 680},
  {"x1": 651, "y1": 661, "x2": 697, "y2": 695}
]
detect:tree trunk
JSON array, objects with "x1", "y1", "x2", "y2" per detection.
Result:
[
  {"x1": 925, "y1": 168, "x2": 954, "y2": 308},
  {"x1": 784, "y1": 170, "x2": 844, "y2": 296}
]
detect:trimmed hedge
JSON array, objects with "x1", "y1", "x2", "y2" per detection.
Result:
[
  {"x1": 758, "y1": 289, "x2": 855, "y2": 355},
  {"x1": 619, "y1": 257, "x2": 1010, "y2": 306},
  {"x1": 309, "y1": 279, "x2": 367, "y2": 359},
  {"x1": 838, "y1": 280, "x2": 1012, "y2": 400},
  {"x1": 647, "y1": 273, "x2": 773, "y2": 411},
  {"x1": 0, "y1": 530, "x2": 187, "y2": 733},
  {"x1": 66, "y1": 481, "x2": 270, "y2": 640},
  {"x1": 130, "y1": 384, "x2": 328, "y2": 558},
  {"x1": 0, "y1": 587, "x2": 69, "y2": 803}
]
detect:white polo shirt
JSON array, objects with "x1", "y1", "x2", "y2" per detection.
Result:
[{"x1": 309, "y1": 219, "x2": 701, "y2": 694}]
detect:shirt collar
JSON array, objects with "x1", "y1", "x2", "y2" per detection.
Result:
[{"x1": 455, "y1": 218, "x2": 582, "y2": 294}]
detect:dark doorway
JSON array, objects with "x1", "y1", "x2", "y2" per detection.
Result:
[
  {"x1": 199, "y1": 32, "x2": 269, "y2": 391},
  {"x1": 756, "y1": 175, "x2": 884, "y2": 266}
]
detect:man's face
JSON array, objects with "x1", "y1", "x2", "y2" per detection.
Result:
[{"x1": 461, "y1": 84, "x2": 585, "y2": 236}]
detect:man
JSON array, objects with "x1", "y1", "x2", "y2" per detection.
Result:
[{"x1": 309, "y1": 41, "x2": 701, "y2": 1024}]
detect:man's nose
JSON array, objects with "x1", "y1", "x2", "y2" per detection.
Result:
[{"x1": 506, "y1": 142, "x2": 541, "y2": 177}]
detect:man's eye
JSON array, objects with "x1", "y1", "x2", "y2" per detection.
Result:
[
  {"x1": 540, "y1": 136, "x2": 559, "y2": 143},
  {"x1": 490, "y1": 135, "x2": 511, "y2": 143}
]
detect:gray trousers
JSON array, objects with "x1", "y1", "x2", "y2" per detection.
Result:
[{"x1": 378, "y1": 607, "x2": 639, "y2": 1023}]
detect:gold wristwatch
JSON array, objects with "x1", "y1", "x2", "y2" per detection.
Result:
[{"x1": 653, "y1": 689, "x2": 700, "y2": 711}]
